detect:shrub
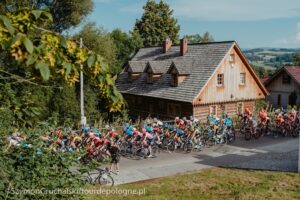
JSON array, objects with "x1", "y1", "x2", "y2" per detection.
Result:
[{"x1": 0, "y1": 129, "x2": 85, "y2": 200}]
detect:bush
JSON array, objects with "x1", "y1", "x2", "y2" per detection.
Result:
[
  {"x1": 0, "y1": 129, "x2": 86, "y2": 200},
  {"x1": 0, "y1": 107, "x2": 15, "y2": 136}
]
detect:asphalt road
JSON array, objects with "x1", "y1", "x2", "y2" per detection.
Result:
[{"x1": 105, "y1": 135, "x2": 299, "y2": 185}]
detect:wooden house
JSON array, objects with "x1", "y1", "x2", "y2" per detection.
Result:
[
  {"x1": 264, "y1": 66, "x2": 300, "y2": 109},
  {"x1": 116, "y1": 39, "x2": 268, "y2": 120}
]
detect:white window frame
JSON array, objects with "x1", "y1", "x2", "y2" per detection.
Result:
[
  {"x1": 229, "y1": 54, "x2": 235, "y2": 63},
  {"x1": 240, "y1": 73, "x2": 246, "y2": 85},
  {"x1": 217, "y1": 74, "x2": 224, "y2": 86}
]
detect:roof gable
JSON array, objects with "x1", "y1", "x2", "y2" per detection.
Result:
[
  {"x1": 144, "y1": 61, "x2": 171, "y2": 74},
  {"x1": 167, "y1": 61, "x2": 194, "y2": 75},
  {"x1": 194, "y1": 44, "x2": 268, "y2": 104},
  {"x1": 265, "y1": 66, "x2": 300, "y2": 86},
  {"x1": 125, "y1": 61, "x2": 147, "y2": 73}
]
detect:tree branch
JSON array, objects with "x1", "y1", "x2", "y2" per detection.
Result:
[{"x1": 0, "y1": 69, "x2": 63, "y2": 89}]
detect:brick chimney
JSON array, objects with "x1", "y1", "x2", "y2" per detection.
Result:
[
  {"x1": 180, "y1": 38, "x2": 188, "y2": 56},
  {"x1": 163, "y1": 38, "x2": 172, "y2": 53}
]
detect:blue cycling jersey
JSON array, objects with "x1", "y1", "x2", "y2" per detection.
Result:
[
  {"x1": 145, "y1": 126, "x2": 153, "y2": 133},
  {"x1": 176, "y1": 128, "x2": 185, "y2": 136},
  {"x1": 125, "y1": 126, "x2": 133, "y2": 136}
]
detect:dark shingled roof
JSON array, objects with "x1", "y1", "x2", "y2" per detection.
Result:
[
  {"x1": 116, "y1": 41, "x2": 235, "y2": 103},
  {"x1": 126, "y1": 61, "x2": 147, "y2": 73},
  {"x1": 145, "y1": 61, "x2": 172, "y2": 74},
  {"x1": 168, "y1": 60, "x2": 194, "y2": 75}
]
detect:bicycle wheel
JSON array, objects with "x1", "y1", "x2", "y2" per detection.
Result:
[
  {"x1": 184, "y1": 141, "x2": 193, "y2": 153},
  {"x1": 167, "y1": 139, "x2": 175, "y2": 152},
  {"x1": 132, "y1": 148, "x2": 143, "y2": 160},
  {"x1": 292, "y1": 128, "x2": 299, "y2": 137},
  {"x1": 245, "y1": 130, "x2": 251, "y2": 140},
  {"x1": 85, "y1": 175, "x2": 93, "y2": 184},
  {"x1": 227, "y1": 129, "x2": 235, "y2": 143},
  {"x1": 98, "y1": 174, "x2": 114, "y2": 186},
  {"x1": 254, "y1": 130, "x2": 261, "y2": 139}
]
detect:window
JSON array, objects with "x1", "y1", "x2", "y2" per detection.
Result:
[
  {"x1": 237, "y1": 102, "x2": 244, "y2": 114},
  {"x1": 277, "y1": 94, "x2": 281, "y2": 106},
  {"x1": 240, "y1": 73, "x2": 246, "y2": 85},
  {"x1": 282, "y1": 74, "x2": 291, "y2": 84},
  {"x1": 147, "y1": 72, "x2": 153, "y2": 83},
  {"x1": 167, "y1": 103, "x2": 181, "y2": 116},
  {"x1": 217, "y1": 74, "x2": 224, "y2": 86},
  {"x1": 210, "y1": 105, "x2": 217, "y2": 116},
  {"x1": 229, "y1": 54, "x2": 235, "y2": 63},
  {"x1": 171, "y1": 73, "x2": 178, "y2": 87},
  {"x1": 128, "y1": 72, "x2": 132, "y2": 82}
]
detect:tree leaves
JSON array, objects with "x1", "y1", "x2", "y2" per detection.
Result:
[
  {"x1": 23, "y1": 37, "x2": 34, "y2": 54},
  {"x1": 0, "y1": 8, "x2": 125, "y2": 113},
  {"x1": 63, "y1": 63, "x2": 72, "y2": 76},
  {"x1": 35, "y1": 63, "x2": 50, "y2": 81},
  {"x1": 87, "y1": 54, "x2": 95, "y2": 68},
  {"x1": 0, "y1": 15, "x2": 15, "y2": 35},
  {"x1": 31, "y1": 10, "x2": 43, "y2": 19},
  {"x1": 134, "y1": 0, "x2": 180, "y2": 46}
]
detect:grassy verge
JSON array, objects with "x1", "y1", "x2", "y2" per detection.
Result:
[{"x1": 85, "y1": 167, "x2": 300, "y2": 200}]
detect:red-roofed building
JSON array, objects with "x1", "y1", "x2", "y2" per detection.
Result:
[{"x1": 264, "y1": 66, "x2": 300, "y2": 108}]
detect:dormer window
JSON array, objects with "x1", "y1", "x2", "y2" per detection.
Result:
[
  {"x1": 147, "y1": 72, "x2": 153, "y2": 83},
  {"x1": 171, "y1": 73, "x2": 178, "y2": 87},
  {"x1": 128, "y1": 72, "x2": 132, "y2": 82}
]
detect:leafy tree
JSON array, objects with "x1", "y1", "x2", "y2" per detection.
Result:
[
  {"x1": 134, "y1": 0, "x2": 180, "y2": 47},
  {"x1": 184, "y1": 32, "x2": 214, "y2": 44},
  {"x1": 110, "y1": 28, "x2": 143, "y2": 68},
  {"x1": 50, "y1": 82, "x2": 80, "y2": 127},
  {"x1": 0, "y1": 7, "x2": 125, "y2": 126},
  {"x1": 0, "y1": 129, "x2": 86, "y2": 199},
  {"x1": 251, "y1": 65, "x2": 268, "y2": 78},
  {"x1": 293, "y1": 53, "x2": 300, "y2": 66},
  {"x1": 74, "y1": 23, "x2": 118, "y2": 73},
  {"x1": 0, "y1": 0, "x2": 94, "y2": 32}
]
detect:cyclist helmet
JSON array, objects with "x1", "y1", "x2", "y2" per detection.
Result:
[{"x1": 157, "y1": 121, "x2": 163, "y2": 126}]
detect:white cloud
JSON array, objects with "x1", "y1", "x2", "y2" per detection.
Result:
[{"x1": 120, "y1": 0, "x2": 300, "y2": 21}]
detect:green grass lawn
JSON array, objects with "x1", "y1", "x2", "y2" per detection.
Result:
[{"x1": 85, "y1": 167, "x2": 300, "y2": 200}]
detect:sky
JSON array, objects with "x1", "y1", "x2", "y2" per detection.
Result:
[{"x1": 86, "y1": 0, "x2": 300, "y2": 49}]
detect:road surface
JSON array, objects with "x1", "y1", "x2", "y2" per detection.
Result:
[{"x1": 101, "y1": 135, "x2": 299, "y2": 185}]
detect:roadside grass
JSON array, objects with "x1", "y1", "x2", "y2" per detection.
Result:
[{"x1": 85, "y1": 167, "x2": 300, "y2": 200}]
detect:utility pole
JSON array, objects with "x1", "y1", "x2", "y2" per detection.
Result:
[{"x1": 80, "y1": 38, "x2": 86, "y2": 128}]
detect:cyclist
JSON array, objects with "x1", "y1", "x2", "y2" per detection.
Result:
[{"x1": 141, "y1": 128, "x2": 154, "y2": 158}]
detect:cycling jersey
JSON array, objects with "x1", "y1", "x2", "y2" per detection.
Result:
[
  {"x1": 176, "y1": 128, "x2": 185, "y2": 136},
  {"x1": 145, "y1": 125, "x2": 153, "y2": 133},
  {"x1": 125, "y1": 126, "x2": 133, "y2": 137}
]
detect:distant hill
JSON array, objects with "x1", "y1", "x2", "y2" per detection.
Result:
[{"x1": 242, "y1": 48, "x2": 300, "y2": 69}]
